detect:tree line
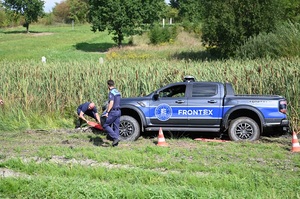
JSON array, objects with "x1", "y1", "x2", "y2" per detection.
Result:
[{"x1": 1, "y1": 0, "x2": 300, "y2": 58}]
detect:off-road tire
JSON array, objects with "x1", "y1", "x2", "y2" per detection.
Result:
[
  {"x1": 119, "y1": 115, "x2": 140, "y2": 141},
  {"x1": 228, "y1": 117, "x2": 260, "y2": 141}
]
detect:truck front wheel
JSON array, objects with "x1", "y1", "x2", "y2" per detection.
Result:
[
  {"x1": 228, "y1": 117, "x2": 260, "y2": 141},
  {"x1": 119, "y1": 115, "x2": 140, "y2": 141}
]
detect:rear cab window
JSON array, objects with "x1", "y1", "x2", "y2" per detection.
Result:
[{"x1": 192, "y1": 83, "x2": 218, "y2": 97}]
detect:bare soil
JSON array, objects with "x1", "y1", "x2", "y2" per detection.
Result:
[{"x1": 30, "y1": 32, "x2": 54, "y2": 36}]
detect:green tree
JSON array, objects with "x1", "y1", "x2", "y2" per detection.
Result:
[
  {"x1": 169, "y1": 0, "x2": 203, "y2": 22},
  {"x1": 139, "y1": 0, "x2": 166, "y2": 24},
  {"x1": 53, "y1": 0, "x2": 89, "y2": 23},
  {"x1": 169, "y1": 0, "x2": 179, "y2": 9},
  {"x1": 281, "y1": 0, "x2": 300, "y2": 22},
  {"x1": 89, "y1": 0, "x2": 165, "y2": 47},
  {"x1": 3, "y1": 0, "x2": 44, "y2": 33},
  {"x1": 201, "y1": 0, "x2": 284, "y2": 58},
  {"x1": 53, "y1": 1, "x2": 71, "y2": 23},
  {"x1": 0, "y1": 3, "x2": 8, "y2": 27},
  {"x1": 69, "y1": 0, "x2": 89, "y2": 23},
  {"x1": 164, "y1": 6, "x2": 179, "y2": 24}
]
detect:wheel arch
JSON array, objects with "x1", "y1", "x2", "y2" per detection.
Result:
[
  {"x1": 121, "y1": 105, "x2": 147, "y2": 133},
  {"x1": 222, "y1": 106, "x2": 265, "y2": 133}
]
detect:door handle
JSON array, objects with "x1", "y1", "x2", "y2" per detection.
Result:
[
  {"x1": 175, "y1": 100, "x2": 185, "y2": 104},
  {"x1": 208, "y1": 100, "x2": 217, "y2": 103}
]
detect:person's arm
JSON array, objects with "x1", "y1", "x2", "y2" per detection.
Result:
[
  {"x1": 79, "y1": 111, "x2": 88, "y2": 122},
  {"x1": 105, "y1": 100, "x2": 114, "y2": 117},
  {"x1": 95, "y1": 113, "x2": 101, "y2": 123}
]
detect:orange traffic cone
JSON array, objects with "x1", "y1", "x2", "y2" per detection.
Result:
[
  {"x1": 157, "y1": 127, "x2": 168, "y2": 146},
  {"x1": 291, "y1": 132, "x2": 300, "y2": 152}
]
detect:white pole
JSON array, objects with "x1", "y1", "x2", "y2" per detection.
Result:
[
  {"x1": 42, "y1": 56, "x2": 46, "y2": 63},
  {"x1": 99, "y1": 57, "x2": 104, "y2": 64}
]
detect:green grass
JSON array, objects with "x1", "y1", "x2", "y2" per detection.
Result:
[
  {"x1": 0, "y1": 131, "x2": 300, "y2": 198},
  {"x1": 0, "y1": 24, "x2": 116, "y2": 62}
]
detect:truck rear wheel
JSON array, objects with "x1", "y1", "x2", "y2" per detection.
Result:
[
  {"x1": 228, "y1": 117, "x2": 260, "y2": 141},
  {"x1": 119, "y1": 115, "x2": 140, "y2": 141}
]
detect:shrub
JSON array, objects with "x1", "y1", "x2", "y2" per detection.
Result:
[
  {"x1": 148, "y1": 24, "x2": 178, "y2": 45},
  {"x1": 181, "y1": 20, "x2": 202, "y2": 35},
  {"x1": 201, "y1": 0, "x2": 284, "y2": 58},
  {"x1": 38, "y1": 13, "x2": 55, "y2": 25},
  {"x1": 0, "y1": 9, "x2": 23, "y2": 28},
  {"x1": 236, "y1": 21, "x2": 300, "y2": 59},
  {"x1": 0, "y1": 9, "x2": 7, "y2": 28}
]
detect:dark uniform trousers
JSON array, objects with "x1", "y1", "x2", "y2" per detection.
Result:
[{"x1": 103, "y1": 109, "x2": 121, "y2": 140}]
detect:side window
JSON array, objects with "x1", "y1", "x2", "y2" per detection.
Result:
[
  {"x1": 159, "y1": 85, "x2": 186, "y2": 98},
  {"x1": 192, "y1": 83, "x2": 217, "y2": 97}
]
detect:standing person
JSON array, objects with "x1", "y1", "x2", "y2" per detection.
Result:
[
  {"x1": 103, "y1": 80, "x2": 121, "y2": 147},
  {"x1": 75, "y1": 102, "x2": 101, "y2": 128}
]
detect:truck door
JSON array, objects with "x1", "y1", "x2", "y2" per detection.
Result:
[
  {"x1": 187, "y1": 83, "x2": 223, "y2": 127},
  {"x1": 149, "y1": 84, "x2": 188, "y2": 126}
]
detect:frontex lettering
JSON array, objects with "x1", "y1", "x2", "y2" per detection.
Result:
[{"x1": 178, "y1": 109, "x2": 213, "y2": 116}]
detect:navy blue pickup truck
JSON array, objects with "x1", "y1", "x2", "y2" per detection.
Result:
[{"x1": 118, "y1": 76, "x2": 289, "y2": 141}]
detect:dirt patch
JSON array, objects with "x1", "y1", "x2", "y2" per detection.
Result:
[
  {"x1": 0, "y1": 168, "x2": 28, "y2": 178},
  {"x1": 0, "y1": 155, "x2": 210, "y2": 178},
  {"x1": 30, "y1": 32, "x2": 54, "y2": 36}
]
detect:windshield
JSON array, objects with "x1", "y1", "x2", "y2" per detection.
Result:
[{"x1": 144, "y1": 91, "x2": 156, "y2": 97}]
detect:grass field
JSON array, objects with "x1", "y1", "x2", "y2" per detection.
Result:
[
  {"x1": 0, "y1": 23, "x2": 300, "y2": 198},
  {"x1": 0, "y1": 129, "x2": 300, "y2": 198},
  {"x1": 0, "y1": 24, "x2": 115, "y2": 62}
]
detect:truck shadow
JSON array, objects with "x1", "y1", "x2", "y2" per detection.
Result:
[
  {"x1": 142, "y1": 131, "x2": 225, "y2": 140},
  {"x1": 141, "y1": 131, "x2": 290, "y2": 142}
]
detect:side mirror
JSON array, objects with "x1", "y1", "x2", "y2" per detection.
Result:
[{"x1": 153, "y1": 92, "x2": 159, "y2": 100}]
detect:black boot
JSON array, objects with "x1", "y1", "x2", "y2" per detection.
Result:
[
  {"x1": 112, "y1": 139, "x2": 120, "y2": 147},
  {"x1": 106, "y1": 134, "x2": 114, "y2": 141},
  {"x1": 75, "y1": 118, "x2": 83, "y2": 129}
]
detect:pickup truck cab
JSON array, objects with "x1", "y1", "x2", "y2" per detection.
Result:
[{"x1": 118, "y1": 76, "x2": 289, "y2": 141}]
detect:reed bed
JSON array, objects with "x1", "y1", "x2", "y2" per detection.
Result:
[{"x1": 0, "y1": 57, "x2": 299, "y2": 130}]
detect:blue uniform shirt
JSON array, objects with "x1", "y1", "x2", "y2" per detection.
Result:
[
  {"x1": 77, "y1": 102, "x2": 98, "y2": 115},
  {"x1": 109, "y1": 88, "x2": 121, "y2": 109}
]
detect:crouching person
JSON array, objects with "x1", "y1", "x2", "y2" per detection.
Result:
[{"x1": 75, "y1": 102, "x2": 101, "y2": 129}]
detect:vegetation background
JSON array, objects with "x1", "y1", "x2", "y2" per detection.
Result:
[{"x1": 0, "y1": 24, "x2": 299, "y2": 132}]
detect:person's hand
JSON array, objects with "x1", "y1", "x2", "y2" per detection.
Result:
[
  {"x1": 105, "y1": 112, "x2": 108, "y2": 117},
  {"x1": 0, "y1": 100, "x2": 3, "y2": 105}
]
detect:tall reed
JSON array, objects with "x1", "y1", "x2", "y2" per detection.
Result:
[{"x1": 0, "y1": 57, "x2": 299, "y2": 130}]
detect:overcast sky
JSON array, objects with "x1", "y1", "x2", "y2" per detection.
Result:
[{"x1": 44, "y1": 0, "x2": 170, "y2": 13}]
